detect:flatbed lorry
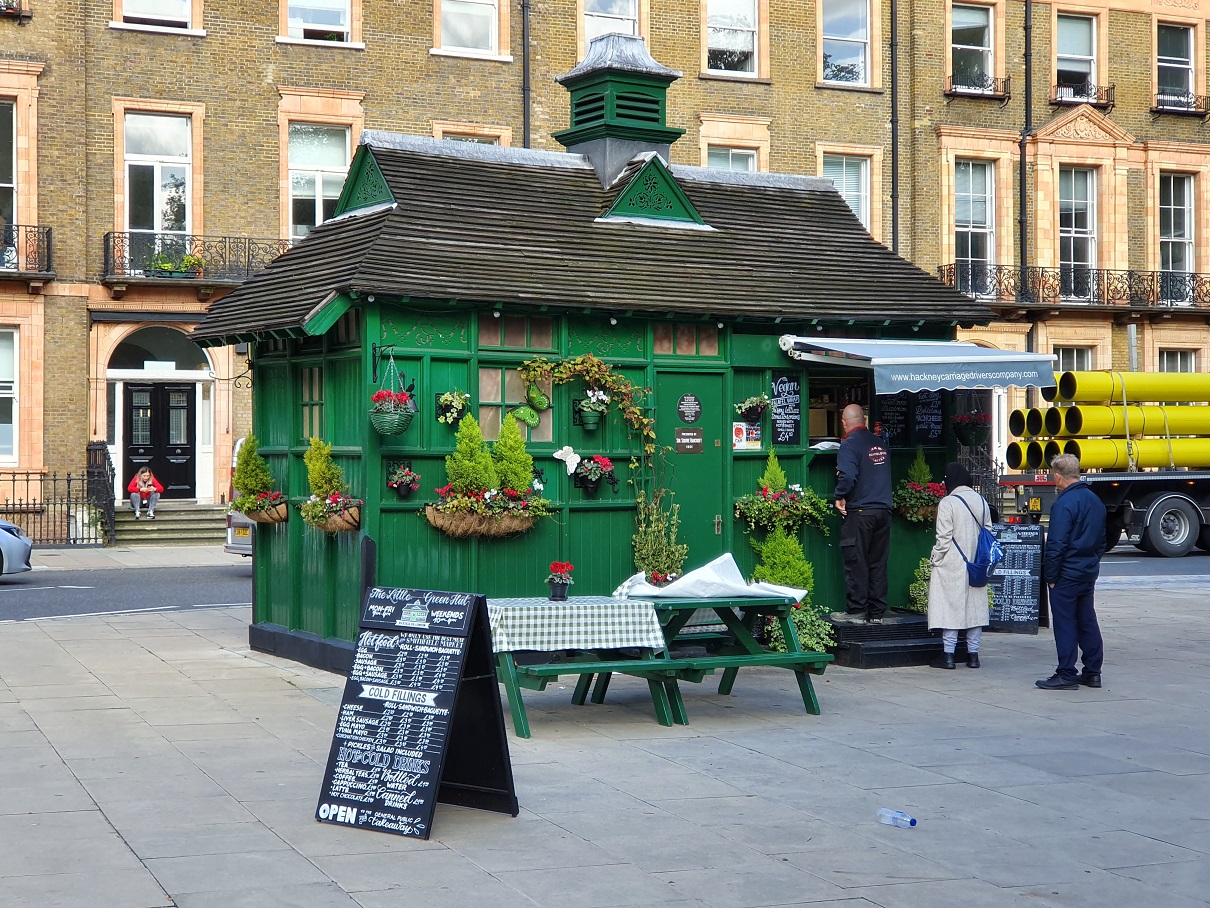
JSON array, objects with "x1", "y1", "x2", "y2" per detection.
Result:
[{"x1": 1001, "y1": 470, "x2": 1210, "y2": 557}]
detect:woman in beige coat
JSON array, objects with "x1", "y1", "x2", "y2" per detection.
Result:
[{"x1": 928, "y1": 463, "x2": 992, "y2": 669}]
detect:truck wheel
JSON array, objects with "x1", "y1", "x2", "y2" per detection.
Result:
[
  {"x1": 1198, "y1": 524, "x2": 1210, "y2": 553},
  {"x1": 1144, "y1": 499, "x2": 1199, "y2": 557}
]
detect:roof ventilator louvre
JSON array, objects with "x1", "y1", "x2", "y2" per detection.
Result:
[
  {"x1": 615, "y1": 93, "x2": 661, "y2": 124},
  {"x1": 572, "y1": 94, "x2": 607, "y2": 127}
]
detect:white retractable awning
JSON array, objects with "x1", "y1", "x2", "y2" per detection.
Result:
[{"x1": 778, "y1": 336, "x2": 1056, "y2": 395}]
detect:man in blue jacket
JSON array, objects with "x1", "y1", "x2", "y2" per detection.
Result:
[
  {"x1": 832, "y1": 404, "x2": 892, "y2": 624},
  {"x1": 1037, "y1": 453, "x2": 1106, "y2": 690}
]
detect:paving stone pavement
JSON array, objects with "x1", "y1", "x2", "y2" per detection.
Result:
[{"x1": 1, "y1": 576, "x2": 1207, "y2": 907}]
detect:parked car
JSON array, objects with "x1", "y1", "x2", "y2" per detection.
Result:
[
  {"x1": 0, "y1": 518, "x2": 33, "y2": 574},
  {"x1": 224, "y1": 436, "x2": 254, "y2": 557}
]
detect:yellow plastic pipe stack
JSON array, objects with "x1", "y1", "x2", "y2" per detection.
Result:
[
  {"x1": 1062, "y1": 437, "x2": 1210, "y2": 470},
  {"x1": 1005, "y1": 441, "x2": 1028, "y2": 470},
  {"x1": 1008, "y1": 409, "x2": 1029, "y2": 438},
  {"x1": 1055, "y1": 371, "x2": 1210, "y2": 403},
  {"x1": 1026, "y1": 441, "x2": 1047, "y2": 469},
  {"x1": 1061, "y1": 405, "x2": 1210, "y2": 437},
  {"x1": 1008, "y1": 408, "x2": 1047, "y2": 438},
  {"x1": 1042, "y1": 406, "x2": 1078, "y2": 437}
]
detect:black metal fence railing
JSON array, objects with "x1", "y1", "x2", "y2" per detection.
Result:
[
  {"x1": 945, "y1": 73, "x2": 1011, "y2": 100},
  {"x1": 0, "y1": 224, "x2": 53, "y2": 274},
  {"x1": 103, "y1": 231, "x2": 292, "y2": 283},
  {"x1": 1153, "y1": 91, "x2": 1210, "y2": 115},
  {"x1": 1052, "y1": 81, "x2": 1115, "y2": 109},
  {"x1": 0, "y1": 444, "x2": 116, "y2": 547},
  {"x1": 87, "y1": 441, "x2": 117, "y2": 546},
  {"x1": 938, "y1": 263, "x2": 1210, "y2": 309}
]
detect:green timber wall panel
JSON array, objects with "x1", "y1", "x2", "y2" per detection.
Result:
[
  {"x1": 379, "y1": 311, "x2": 471, "y2": 352},
  {"x1": 566, "y1": 317, "x2": 649, "y2": 360},
  {"x1": 568, "y1": 507, "x2": 643, "y2": 593}
]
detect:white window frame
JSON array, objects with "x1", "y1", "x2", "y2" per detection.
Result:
[
  {"x1": 1059, "y1": 165, "x2": 1097, "y2": 301},
  {"x1": 955, "y1": 159, "x2": 995, "y2": 296},
  {"x1": 822, "y1": 154, "x2": 870, "y2": 229},
  {"x1": 1053, "y1": 345, "x2": 1092, "y2": 372},
  {"x1": 1159, "y1": 172, "x2": 1194, "y2": 304},
  {"x1": 821, "y1": 0, "x2": 870, "y2": 86},
  {"x1": 1056, "y1": 14, "x2": 1096, "y2": 100},
  {"x1": 706, "y1": 0, "x2": 759, "y2": 75},
  {"x1": 1157, "y1": 23, "x2": 1195, "y2": 106},
  {"x1": 0, "y1": 100, "x2": 14, "y2": 270},
  {"x1": 441, "y1": 0, "x2": 500, "y2": 55},
  {"x1": 585, "y1": 0, "x2": 638, "y2": 41},
  {"x1": 951, "y1": 4, "x2": 993, "y2": 92},
  {"x1": 1159, "y1": 348, "x2": 1196, "y2": 372},
  {"x1": 288, "y1": 123, "x2": 350, "y2": 241},
  {"x1": 121, "y1": 0, "x2": 190, "y2": 28},
  {"x1": 0, "y1": 329, "x2": 16, "y2": 465},
  {"x1": 706, "y1": 145, "x2": 757, "y2": 172},
  {"x1": 287, "y1": 0, "x2": 351, "y2": 41},
  {"x1": 124, "y1": 112, "x2": 193, "y2": 238}
]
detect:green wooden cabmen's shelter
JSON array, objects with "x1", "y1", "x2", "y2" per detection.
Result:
[{"x1": 192, "y1": 35, "x2": 999, "y2": 669}]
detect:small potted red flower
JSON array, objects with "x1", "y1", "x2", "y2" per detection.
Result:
[{"x1": 546, "y1": 561, "x2": 574, "y2": 601}]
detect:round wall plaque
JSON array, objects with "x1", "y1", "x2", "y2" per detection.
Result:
[{"x1": 677, "y1": 393, "x2": 702, "y2": 424}]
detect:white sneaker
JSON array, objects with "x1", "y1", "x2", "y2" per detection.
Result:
[{"x1": 133, "y1": 510, "x2": 141, "y2": 520}]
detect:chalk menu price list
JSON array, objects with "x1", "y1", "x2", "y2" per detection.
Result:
[
  {"x1": 987, "y1": 523, "x2": 1044, "y2": 635},
  {"x1": 770, "y1": 373, "x2": 801, "y2": 445},
  {"x1": 316, "y1": 587, "x2": 518, "y2": 840}
]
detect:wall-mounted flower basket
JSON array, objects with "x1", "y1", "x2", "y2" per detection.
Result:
[
  {"x1": 423, "y1": 505, "x2": 536, "y2": 539},
  {"x1": 740, "y1": 407, "x2": 764, "y2": 425},
  {"x1": 318, "y1": 506, "x2": 361, "y2": 534},
  {"x1": 248, "y1": 502, "x2": 289, "y2": 524},
  {"x1": 580, "y1": 409, "x2": 602, "y2": 431},
  {"x1": 370, "y1": 408, "x2": 414, "y2": 436},
  {"x1": 577, "y1": 476, "x2": 602, "y2": 496}
]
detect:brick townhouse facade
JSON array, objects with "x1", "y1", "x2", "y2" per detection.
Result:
[{"x1": 0, "y1": 0, "x2": 1207, "y2": 501}]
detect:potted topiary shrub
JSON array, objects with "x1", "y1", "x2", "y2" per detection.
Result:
[
  {"x1": 298, "y1": 437, "x2": 362, "y2": 533},
  {"x1": 229, "y1": 434, "x2": 287, "y2": 524}
]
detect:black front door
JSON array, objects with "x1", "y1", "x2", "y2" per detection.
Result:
[{"x1": 123, "y1": 383, "x2": 196, "y2": 498}]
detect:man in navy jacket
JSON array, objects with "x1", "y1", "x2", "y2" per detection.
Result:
[
  {"x1": 832, "y1": 404, "x2": 892, "y2": 623},
  {"x1": 1037, "y1": 453, "x2": 1106, "y2": 690}
]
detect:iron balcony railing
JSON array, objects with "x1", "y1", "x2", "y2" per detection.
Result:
[
  {"x1": 938, "y1": 263, "x2": 1210, "y2": 309},
  {"x1": 1052, "y1": 81, "x2": 1115, "y2": 109},
  {"x1": 945, "y1": 73, "x2": 1011, "y2": 100},
  {"x1": 0, "y1": 224, "x2": 53, "y2": 275},
  {"x1": 1153, "y1": 91, "x2": 1210, "y2": 115},
  {"x1": 1, "y1": 444, "x2": 116, "y2": 546},
  {"x1": 103, "y1": 231, "x2": 293, "y2": 283}
]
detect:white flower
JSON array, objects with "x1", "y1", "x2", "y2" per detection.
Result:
[
  {"x1": 553, "y1": 445, "x2": 580, "y2": 476},
  {"x1": 586, "y1": 388, "x2": 610, "y2": 405},
  {"x1": 532, "y1": 479, "x2": 544, "y2": 492},
  {"x1": 484, "y1": 489, "x2": 498, "y2": 502},
  {"x1": 789, "y1": 483, "x2": 803, "y2": 493}
]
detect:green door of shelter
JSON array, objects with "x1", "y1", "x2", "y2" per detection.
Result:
[{"x1": 656, "y1": 370, "x2": 726, "y2": 567}]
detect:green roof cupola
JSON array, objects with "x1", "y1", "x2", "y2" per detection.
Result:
[{"x1": 554, "y1": 34, "x2": 685, "y2": 187}]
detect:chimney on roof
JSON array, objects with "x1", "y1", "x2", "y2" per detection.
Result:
[{"x1": 553, "y1": 34, "x2": 686, "y2": 187}]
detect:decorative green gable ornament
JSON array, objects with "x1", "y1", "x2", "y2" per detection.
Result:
[
  {"x1": 605, "y1": 153, "x2": 704, "y2": 225},
  {"x1": 332, "y1": 144, "x2": 394, "y2": 217}
]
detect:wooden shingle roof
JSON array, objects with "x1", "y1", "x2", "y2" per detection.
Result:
[{"x1": 192, "y1": 132, "x2": 990, "y2": 345}]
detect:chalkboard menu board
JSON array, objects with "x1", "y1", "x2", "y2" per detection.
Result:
[
  {"x1": 876, "y1": 392, "x2": 910, "y2": 446},
  {"x1": 316, "y1": 587, "x2": 518, "y2": 839},
  {"x1": 771, "y1": 373, "x2": 801, "y2": 445},
  {"x1": 913, "y1": 389, "x2": 944, "y2": 445},
  {"x1": 987, "y1": 524, "x2": 1044, "y2": 635}
]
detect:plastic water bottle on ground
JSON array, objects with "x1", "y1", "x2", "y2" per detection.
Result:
[{"x1": 877, "y1": 808, "x2": 917, "y2": 828}]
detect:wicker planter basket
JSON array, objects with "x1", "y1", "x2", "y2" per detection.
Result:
[
  {"x1": 370, "y1": 409, "x2": 414, "y2": 436},
  {"x1": 247, "y1": 502, "x2": 289, "y2": 524},
  {"x1": 315, "y1": 506, "x2": 361, "y2": 534},
  {"x1": 424, "y1": 505, "x2": 536, "y2": 539}
]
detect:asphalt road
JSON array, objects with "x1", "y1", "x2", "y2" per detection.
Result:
[
  {"x1": 0, "y1": 564, "x2": 253, "y2": 622},
  {"x1": 1101, "y1": 544, "x2": 1210, "y2": 576}
]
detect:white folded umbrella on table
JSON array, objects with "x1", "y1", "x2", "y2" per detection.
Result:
[{"x1": 613, "y1": 553, "x2": 808, "y2": 602}]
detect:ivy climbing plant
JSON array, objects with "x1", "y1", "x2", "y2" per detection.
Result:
[{"x1": 518, "y1": 354, "x2": 657, "y2": 456}]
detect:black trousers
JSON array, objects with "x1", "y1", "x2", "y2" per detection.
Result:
[
  {"x1": 1049, "y1": 579, "x2": 1104, "y2": 681},
  {"x1": 841, "y1": 508, "x2": 891, "y2": 619}
]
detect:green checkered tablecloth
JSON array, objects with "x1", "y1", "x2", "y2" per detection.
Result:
[{"x1": 487, "y1": 596, "x2": 666, "y2": 653}]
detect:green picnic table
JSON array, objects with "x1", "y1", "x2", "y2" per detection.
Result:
[{"x1": 489, "y1": 594, "x2": 832, "y2": 738}]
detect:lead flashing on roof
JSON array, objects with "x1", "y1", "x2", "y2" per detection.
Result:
[
  {"x1": 361, "y1": 130, "x2": 593, "y2": 171},
  {"x1": 593, "y1": 215, "x2": 717, "y2": 231}
]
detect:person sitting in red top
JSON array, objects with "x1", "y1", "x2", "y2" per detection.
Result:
[{"x1": 127, "y1": 466, "x2": 163, "y2": 520}]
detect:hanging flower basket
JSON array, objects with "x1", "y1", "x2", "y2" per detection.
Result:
[
  {"x1": 318, "y1": 506, "x2": 361, "y2": 534},
  {"x1": 741, "y1": 407, "x2": 764, "y2": 425},
  {"x1": 370, "y1": 408, "x2": 414, "y2": 436},
  {"x1": 955, "y1": 424, "x2": 991, "y2": 446},
  {"x1": 423, "y1": 505, "x2": 536, "y2": 539},
  {"x1": 247, "y1": 502, "x2": 289, "y2": 524},
  {"x1": 580, "y1": 410, "x2": 603, "y2": 431}
]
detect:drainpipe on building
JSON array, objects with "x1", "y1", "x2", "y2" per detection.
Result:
[
  {"x1": 1020, "y1": 0, "x2": 1035, "y2": 407},
  {"x1": 522, "y1": 0, "x2": 532, "y2": 148},
  {"x1": 889, "y1": 0, "x2": 899, "y2": 254}
]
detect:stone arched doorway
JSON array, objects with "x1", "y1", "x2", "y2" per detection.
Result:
[{"x1": 105, "y1": 326, "x2": 214, "y2": 501}]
